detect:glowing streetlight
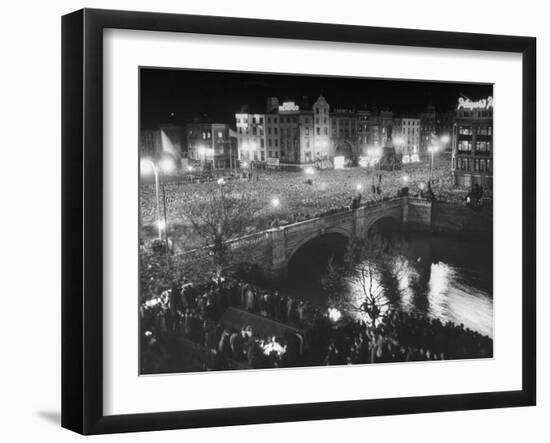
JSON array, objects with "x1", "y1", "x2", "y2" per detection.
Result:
[
  {"x1": 328, "y1": 307, "x2": 342, "y2": 323},
  {"x1": 140, "y1": 158, "x2": 155, "y2": 176},
  {"x1": 187, "y1": 165, "x2": 194, "y2": 172},
  {"x1": 402, "y1": 175, "x2": 409, "y2": 184},
  {"x1": 271, "y1": 197, "x2": 280, "y2": 208},
  {"x1": 427, "y1": 145, "x2": 439, "y2": 182},
  {"x1": 367, "y1": 146, "x2": 383, "y2": 188},
  {"x1": 156, "y1": 219, "x2": 166, "y2": 232},
  {"x1": 356, "y1": 183, "x2": 363, "y2": 192},
  {"x1": 140, "y1": 156, "x2": 175, "y2": 267},
  {"x1": 304, "y1": 166, "x2": 315, "y2": 176},
  {"x1": 159, "y1": 156, "x2": 175, "y2": 173},
  {"x1": 440, "y1": 134, "x2": 451, "y2": 145}
]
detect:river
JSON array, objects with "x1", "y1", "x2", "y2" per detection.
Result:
[{"x1": 283, "y1": 228, "x2": 493, "y2": 338}]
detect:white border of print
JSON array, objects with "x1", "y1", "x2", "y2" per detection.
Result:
[{"x1": 103, "y1": 29, "x2": 522, "y2": 416}]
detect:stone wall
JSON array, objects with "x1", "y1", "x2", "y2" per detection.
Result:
[{"x1": 431, "y1": 201, "x2": 492, "y2": 236}]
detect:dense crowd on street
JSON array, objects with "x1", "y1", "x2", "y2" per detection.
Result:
[
  {"x1": 140, "y1": 270, "x2": 493, "y2": 373},
  {"x1": 140, "y1": 160, "x2": 491, "y2": 250}
]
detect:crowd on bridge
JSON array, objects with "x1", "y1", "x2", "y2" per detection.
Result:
[{"x1": 140, "y1": 266, "x2": 493, "y2": 373}]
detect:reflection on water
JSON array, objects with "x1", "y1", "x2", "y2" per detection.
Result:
[{"x1": 286, "y1": 230, "x2": 493, "y2": 338}]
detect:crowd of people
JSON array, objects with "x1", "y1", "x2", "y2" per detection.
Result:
[
  {"x1": 140, "y1": 159, "x2": 491, "y2": 251},
  {"x1": 139, "y1": 157, "x2": 494, "y2": 373},
  {"x1": 141, "y1": 274, "x2": 321, "y2": 372},
  {"x1": 140, "y1": 270, "x2": 493, "y2": 373},
  {"x1": 324, "y1": 309, "x2": 493, "y2": 365}
]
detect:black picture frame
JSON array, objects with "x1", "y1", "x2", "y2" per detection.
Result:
[{"x1": 61, "y1": 8, "x2": 536, "y2": 435}]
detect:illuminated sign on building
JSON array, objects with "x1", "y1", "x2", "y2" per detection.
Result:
[
  {"x1": 457, "y1": 96, "x2": 494, "y2": 111},
  {"x1": 278, "y1": 101, "x2": 299, "y2": 112}
]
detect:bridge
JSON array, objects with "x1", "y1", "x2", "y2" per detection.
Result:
[{"x1": 222, "y1": 196, "x2": 433, "y2": 280}]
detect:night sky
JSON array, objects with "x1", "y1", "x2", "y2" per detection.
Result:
[{"x1": 140, "y1": 68, "x2": 493, "y2": 129}]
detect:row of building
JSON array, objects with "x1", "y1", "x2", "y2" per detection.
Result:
[
  {"x1": 139, "y1": 94, "x2": 493, "y2": 188},
  {"x1": 230, "y1": 96, "x2": 457, "y2": 167}
]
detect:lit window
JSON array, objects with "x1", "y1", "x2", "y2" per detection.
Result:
[{"x1": 458, "y1": 141, "x2": 472, "y2": 152}]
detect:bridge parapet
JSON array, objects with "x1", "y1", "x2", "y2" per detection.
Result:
[{"x1": 175, "y1": 197, "x2": 433, "y2": 281}]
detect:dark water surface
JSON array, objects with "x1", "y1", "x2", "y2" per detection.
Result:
[{"x1": 284, "y1": 230, "x2": 493, "y2": 338}]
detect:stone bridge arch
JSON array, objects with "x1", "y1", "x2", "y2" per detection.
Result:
[
  {"x1": 286, "y1": 229, "x2": 351, "y2": 282},
  {"x1": 364, "y1": 214, "x2": 401, "y2": 237},
  {"x1": 286, "y1": 226, "x2": 351, "y2": 266}
]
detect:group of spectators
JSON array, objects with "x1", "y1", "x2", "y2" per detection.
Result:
[
  {"x1": 141, "y1": 274, "x2": 322, "y2": 372},
  {"x1": 324, "y1": 309, "x2": 493, "y2": 366},
  {"x1": 141, "y1": 270, "x2": 493, "y2": 373},
  {"x1": 140, "y1": 160, "x2": 491, "y2": 251}
]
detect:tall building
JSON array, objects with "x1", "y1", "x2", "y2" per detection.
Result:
[
  {"x1": 235, "y1": 112, "x2": 266, "y2": 163},
  {"x1": 265, "y1": 112, "x2": 280, "y2": 164},
  {"x1": 187, "y1": 122, "x2": 237, "y2": 169},
  {"x1": 357, "y1": 109, "x2": 371, "y2": 156},
  {"x1": 236, "y1": 95, "x2": 331, "y2": 166},
  {"x1": 312, "y1": 95, "x2": 331, "y2": 159},
  {"x1": 398, "y1": 118, "x2": 421, "y2": 158},
  {"x1": 367, "y1": 110, "x2": 395, "y2": 149},
  {"x1": 330, "y1": 108, "x2": 358, "y2": 159},
  {"x1": 451, "y1": 96, "x2": 493, "y2": 188},
  {"x1": 277, "y1": 103, "x2": 301, "y2": 164}
]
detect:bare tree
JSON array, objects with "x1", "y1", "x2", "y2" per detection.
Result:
[
  {"x1": 326, "y1": 236, "x2": 404, "y2": 327},
  {"x1": 183, "y1": 182, "x2": 258, "y2": 274}
]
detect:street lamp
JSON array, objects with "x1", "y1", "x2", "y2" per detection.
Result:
[
  {"x1": 368, "y1": 146, "x2": 383, "y2": 189},
  {"x1": 427, "y1": 145, "x2": 439, "y2": 182},
  {"x1": 271, "y1": 197, "x2": 280, "y2": 208},
  {"x1": 140, "y1": 156, "x2": 175, "y2": 267}
]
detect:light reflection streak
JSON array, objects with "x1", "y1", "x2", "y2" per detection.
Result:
[{"x1": 341, "y1": 256, "x2": 493, "y2": 338}]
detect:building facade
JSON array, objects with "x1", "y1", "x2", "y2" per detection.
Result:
[
  {"x1": 236, "y1": 95, "x2": 333, "y2": 166},
  {"x1": 357, "y1": 109, "x2": 371, "y2": 156},
  {"x1": 234, "y1": 95, "x2": 452, "y2": 168},
  {"x1": 235, "y1": 112, "x2": 266, "y2": 163},
  {"x1": 399, "y1": 118, "x2": 421, "y2": 157},
  {"x1": 187, "y1": 122, "x2": 237, "y2": 169},
  {"x1": 330, "y1": 108, "x2": 358, "y2": 159},
  {"x1": 451, "y1": 96, "x2": 493, "y2": 188},
  {"x1": 265, "y1": 113, "x2": 280, "y2": 163},
  {"x1": 312, "y1": 95, "x2": 331, "y2": 159}
]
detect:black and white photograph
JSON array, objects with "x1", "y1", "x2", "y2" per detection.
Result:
[{"x1": 139, "y1": 69, "x2": 494, "y2": 374}]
